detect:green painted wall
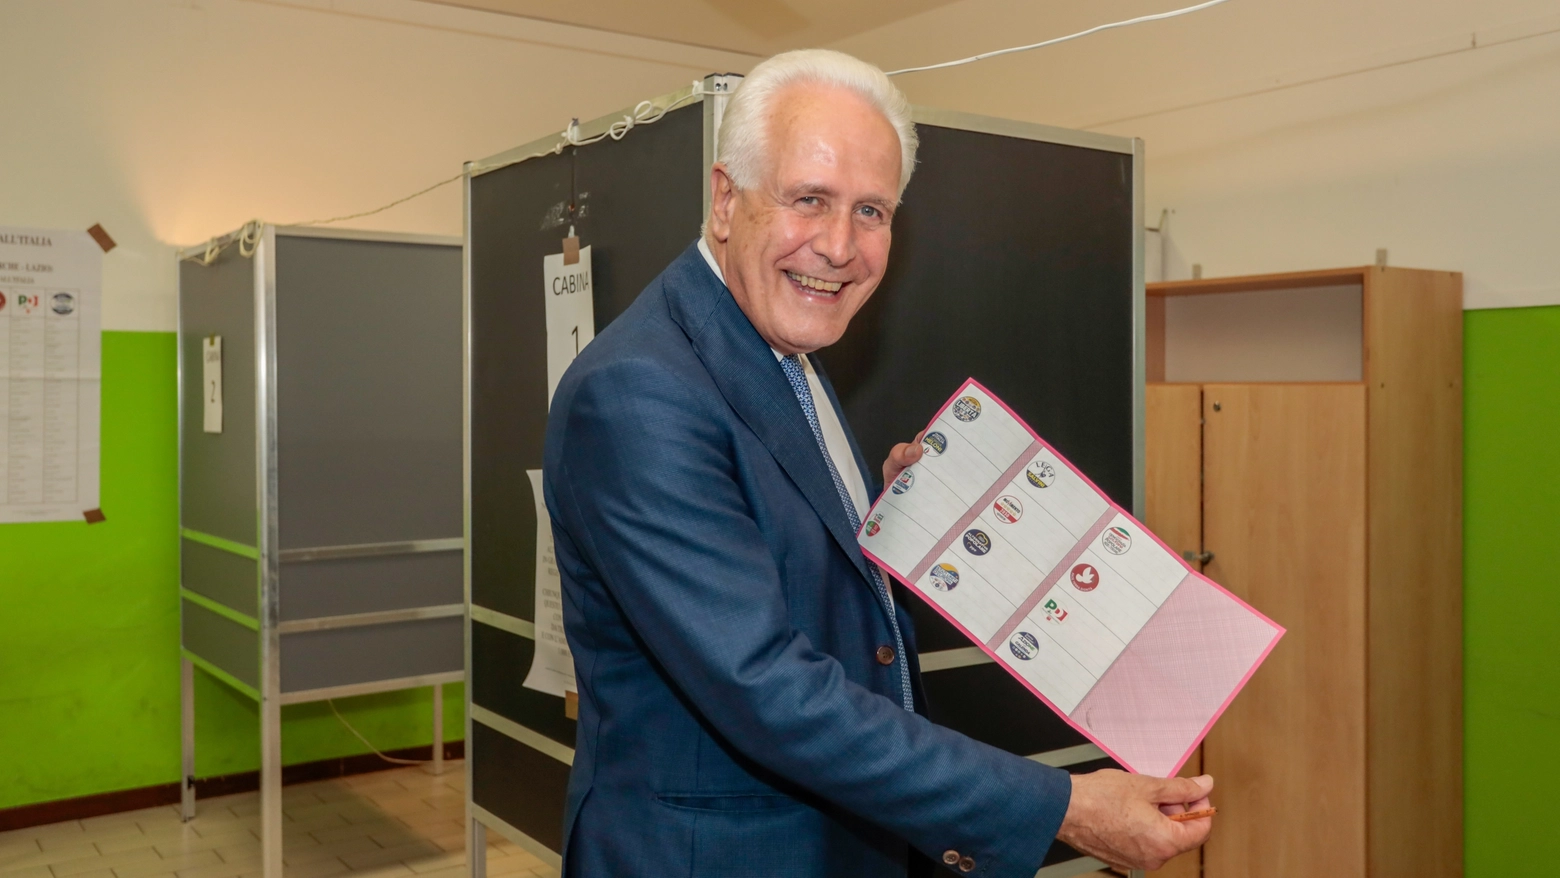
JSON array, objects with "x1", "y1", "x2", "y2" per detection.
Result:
[
  {"x1": 1463, "y1": 305, "x2": 1560, "y2": 876},
  {"x1": 0, "y1": 331, "x2": 463, "y2": 811}
]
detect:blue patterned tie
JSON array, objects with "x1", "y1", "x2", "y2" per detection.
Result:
[{"x1": 780, "y1": 354, "x2": 914, "y2": 712}]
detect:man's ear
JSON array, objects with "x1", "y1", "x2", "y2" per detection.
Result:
[{"x1": 708, "y1": 163, "x2": 737, "y2": 242}]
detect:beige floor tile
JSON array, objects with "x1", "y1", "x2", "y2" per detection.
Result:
[
  {"x1": 0, "y1": 866, "x2": 53, "y2": 878},
  {"x1": 478, "y1": 858, "x2": 537, "y2": 878},
  {"x1": 306, "y1": 824, "x2": 394, "y2": 848},
  {"x1": 0, "y1": 842, "x2": 42, "y2": 862},
  {"x1": 171, "y1": 853, "x2": 261, "y2": 878},
  {"x1": 49, "y1": 847, "x2": 152, "y2": 878},
  {"x1": 282, "y1": 838, "x2": 379, "y2": 868},
  {"x1": 113, "y1": 849, "x2": 222, "y2": 878},
  {"x1": 152, "y1": 828, "x2": 258, "y2": 860},
  {"x1": 401, "y1": 866, "x2": 462, "y2": 878},
  {"x1": 0, "y1": 842, "x2": 101, "y2": 873},
  {"x1": 353, "y1": 800, "x2": 429, "y2": 821},
  {"x1": 400, "y1": 854, "x2": 462, "y2": 876},
  {"x1": 338, "y1": 843, "x2": 441, "y2": 872},
  {"x1": 281, "y1": 859, "x2": 348, "y2": 878},
  {"x1": 62, "y1": 869, "x2": 117, "y2": 878},
  {"x1": 0, "y1": 825, "x2": 83, "y2": 849},
  {"x1": 337, "y1": 866, "x2": 411, "y2": 878}
]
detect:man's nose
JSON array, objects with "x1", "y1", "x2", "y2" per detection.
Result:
[{"x1": 812, "y1": 208, "x2": 855, "y2": 270}]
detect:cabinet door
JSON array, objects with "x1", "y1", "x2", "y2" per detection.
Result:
[
  {"x1": 1201, "y1": 384, "x2": 1367, "y2": 878},
  {"x1": 1145, "y1": 383, "x2": 1205, "y2": 878}
]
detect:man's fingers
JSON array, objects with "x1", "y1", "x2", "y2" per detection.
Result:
[{"x1": 1153, "y1": 773, "x2": 1214, "y2": 805}]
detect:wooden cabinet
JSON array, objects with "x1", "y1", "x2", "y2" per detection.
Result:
[{"x1": 1142, "y1": 267, "x2": 1463, "y2": 878}]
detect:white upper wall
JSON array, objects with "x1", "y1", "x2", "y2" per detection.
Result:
[
  {"x1": 0, "y1": 0, "x2": 756, "y2": 331},
  {"x1": 834, "y1": 0, "x2": 1560, "y2": 308}
]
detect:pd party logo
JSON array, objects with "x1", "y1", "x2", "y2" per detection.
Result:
[
  {"x1": 952, "y1": 396, "x2": 982, "y2": 422},
  {"x1": 1101, "y1": 526, "x2": 1132, "y2": 555},
  {"x1": 993, "y1": 496, "x2": 1022, "y2": 523},
  {"x1": 962, "y1": 529, "x2": 991, "y2": 556},
  {"x1": 892, "y1": 469, "x2": 915, "y2": 494},
  {"x1": 1043, "y1": 598, "x2": 1070, "y2": 623},
  {"x1": 13, "y1": 292, "x2": 41, "y2": 315},
  {"x1": 1009, "y1": 631, "x2": 1040, "y2": 661},
  {"x1": 921, "y1": 431, "x2": 947, "y2": 456},
  {"x1": 928, "y1": 563, "x2": 960, "y2": 592},
  {"x1": 1026, "y1": 460, "x2": 1056, "y2": 488},
  {"x1": 863, "y1": 512, "x2": 885, "y2": 537},
  {"x1": 1070, "y1": 563, "x2": 1099, "y2": 592}
]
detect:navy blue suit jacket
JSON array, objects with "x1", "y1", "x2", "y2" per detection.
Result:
[{"x1": 543, "y1": 244, "x2": 1071, "y2": 877}]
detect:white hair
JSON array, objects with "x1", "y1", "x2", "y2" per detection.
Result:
[{"x1": 717, "y1": 49, "x2": 918, "y2": 198}]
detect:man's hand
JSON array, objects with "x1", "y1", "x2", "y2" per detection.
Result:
[
  {"x1": 882, "y1": 431, "x2": 925, "y2": 487},
  {"x1": 1056, "y1": 770, "x2": 1215, "y2": 871}
]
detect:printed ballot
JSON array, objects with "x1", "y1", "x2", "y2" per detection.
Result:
[{"x1": 859, "y1": 379, "x2": 1283, "y2": 777}]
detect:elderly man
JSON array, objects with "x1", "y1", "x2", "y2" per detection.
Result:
[{"x1": 543, "y1": 49, "x2": 1213, "y2": 877}]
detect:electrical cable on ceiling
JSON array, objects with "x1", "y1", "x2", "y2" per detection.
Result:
[
  {"x1": 884, "y1": 0, "x2": 1233, "y2": 76},
  {"x1": 183, "y1": 1, "x2": 1235, "y2": 254}
]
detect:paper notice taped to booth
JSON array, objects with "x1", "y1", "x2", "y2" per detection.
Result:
[
  {"x1": 858, "y1": 379, "x2": 1284, "y2": 777},
  {"x1": 543, "y1": 244, "x2": 593, "y2": 407},
  {"x1": 523, "y1": 468, "x2": 576, "y2": 697}
]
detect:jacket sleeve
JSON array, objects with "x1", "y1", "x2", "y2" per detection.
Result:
[{"x1": 549, "y1": 356, "x2": 1072, "y2": 878}]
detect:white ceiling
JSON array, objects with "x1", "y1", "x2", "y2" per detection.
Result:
[{"x1": 416, "y1": 0, "x2": 966, "y2": 56}]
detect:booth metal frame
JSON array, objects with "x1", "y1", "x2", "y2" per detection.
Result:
[
  {"x1": 463, "y1": 75, "x2": 1146, "y2": 878},
  {"x1": 177, "y1": 225, "x2": 467, "y2": 878}
]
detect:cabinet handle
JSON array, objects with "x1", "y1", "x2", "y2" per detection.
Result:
[{"x1": 1181, "y1": 550, "x2": 1215, "y2": 565}]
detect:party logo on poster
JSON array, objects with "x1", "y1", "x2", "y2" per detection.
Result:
[
  {"x1": 962, "y1": 529, "x2": 991, "y2": 556},
  {"x1": 952, "y1": 396, "x2": 982, "y2": 422},
  {"x1": 1070, "y1": 563, "x2": 1100, "y2": 592},
  {"x1": 928, "y1": 563, "x2": 960, "y2": 592},
  {"x1": 1043, "y1": 598, "x2": 1070, "y2": 623},
  {"x1": 863, "y1": 512, "x2": 884, "y2": 537},
  {"x1": 1026, "y1": 460, "x2": 1056, "y2": 488},
  {"x1": 892, "y1": 470, "x2": 915, "y2": 494},
  {"x1": 51, "y1": 292, "x2": 75, "y2": 315},
  {"x1": 993, "y1": 495, "x2": 1023, "y2": 523},
  {"x1": 1102, "y1": 526, "x2": 1132, "y2": 555},
  {"x1": 921, "y1": 431, "x2": 947, "y2": 456},
  {"x1": 1009, "y1": 631, "x2": 1040, "y2": 661}
]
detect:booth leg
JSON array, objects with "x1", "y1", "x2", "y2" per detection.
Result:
[
  {"x1": 432, "y1": 683, "x2": 445, "y2": 776},
  {"x1": 180, "y1": 657, "x2": 196, "y2": 822},
  {"x1": 260, "y1": 693, "x2": 283, "y2": 878},
  {"x1": 468, "y1": 818, "x2": 487, "y2": 878}
]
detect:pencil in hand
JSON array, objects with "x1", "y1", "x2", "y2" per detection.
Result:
[{"x1": 1168, "y1": 807, "x2": 1217, "y2": 822}]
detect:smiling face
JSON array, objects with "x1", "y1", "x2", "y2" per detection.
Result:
[{"x1": 705, "y1": 82, "x2": 902, "y2": 355}]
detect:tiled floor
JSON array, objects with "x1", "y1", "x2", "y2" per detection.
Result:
[{"x1": 0, "y1": 762, "x2": 555, "y2": 878}]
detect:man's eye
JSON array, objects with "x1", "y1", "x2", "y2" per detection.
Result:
[
  {"x1": 798, "y1": 196, "x2": 820, "y2": 206},
  {"x1": 858, "y1": 205, "x2": 879, "y2": 218}
]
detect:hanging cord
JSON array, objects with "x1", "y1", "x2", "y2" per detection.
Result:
[
  {"x1": 181, "y1": 218, "x2": 266, "y2": 266},
  {"x1": 885, "y1": 0, "x2": 1233, "y2": 76},
  {"x1": 327, "y1": 698, "x2": 430, "y2": 766}
]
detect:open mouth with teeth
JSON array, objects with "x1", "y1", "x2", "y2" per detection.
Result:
[{"x1": 785, "y1": 270, "x2": 845, "y2": 295}]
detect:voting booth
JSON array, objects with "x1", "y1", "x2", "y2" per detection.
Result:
[
  {"x1": 177, "y1": 225, "x2": 464, "y2": 878},
  {"x1": 464, "y1": 76, "x2": 1144, "y2": 876}
]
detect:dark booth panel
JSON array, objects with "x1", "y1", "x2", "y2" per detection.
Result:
[
  {"x1": 820, "y1": 123, "x2": 1135, "y2": 508},
  {"x1": 471, "y1": 622, "x2": 577, "y2": 749},
  {"x1": 179, "y1": 254, "x2": 259, "y2": 547},
  {"x1": 469, "y1": 149, "x2": 569, "y2": 616},
  {"x1": 469, "y1": 104, "x2": 704, "y2": 617},
  {"x1": 278, "y1": 617, "x2": 462, "y2": 693},
  {"x1": 278, "y1": 553, "x2": 462, "y2": 621},
  {"x1": 920, "y1": 661, "x2": 1093, "y2": 757},
  {"x1": 182, "y1": 600, "x2": 260, "y2": 691},
  {"x1": 472, "y1": 721, "x2": 571, "y2": 853},
  {"x1": 182, "y1": 538, "x2": 258, "y2": 618},
  {"x1": 274, "y1": 236, "x2": 464, "y2": 549}
]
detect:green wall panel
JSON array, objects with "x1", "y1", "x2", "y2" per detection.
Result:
[
  {"x1": 1463, "y1": 305, "x2": 1560, "y2": 876},
  {"x1": 0, "y1": 332, "x2": 463, "y2": 811}
]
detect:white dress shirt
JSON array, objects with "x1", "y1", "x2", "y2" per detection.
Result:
[{"x1": 697, "y1": 238, "x2": 870, "y2": 520}]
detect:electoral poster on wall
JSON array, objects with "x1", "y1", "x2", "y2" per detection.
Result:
[{"x1": 0, "y1": 225, "x2": 102, "y2": 523}]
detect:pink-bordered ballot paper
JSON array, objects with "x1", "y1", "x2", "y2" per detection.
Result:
[{"x1": 858, "y1": 379, "x2": 1284, "y2": 777}]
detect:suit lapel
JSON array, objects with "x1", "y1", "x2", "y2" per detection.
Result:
[{"x1": 662, "y1": 246, "x2": 875, "y2": 586}]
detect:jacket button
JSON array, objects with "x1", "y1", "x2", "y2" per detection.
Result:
[
  {"x1": 942, "y1": 850, "x2": 960, "y2": 866},
  {"x1": 958, "y1": 855, "x2": 976, "y2": 872},
  {"x1": 876, "y1": 645, "x2": 896, "y2": 665}
]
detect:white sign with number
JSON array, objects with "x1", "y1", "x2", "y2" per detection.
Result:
[
  {"x1": 202, "y1": 335, "x2": 223, "y2": 433},
  {"x1": 543, "y1": 244, "x2": 594, "y2": 408}
]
